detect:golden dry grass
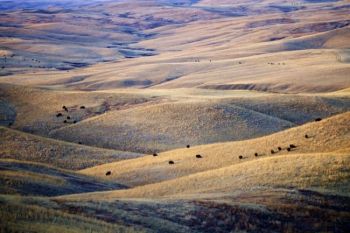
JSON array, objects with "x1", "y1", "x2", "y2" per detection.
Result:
[
  {"x1": 0, "y1": 195, "x2": 143, "y2": 233},
  {"x1": 0, "y1": 1, "x2": 349, "y2": 232},
  {"x1": 0, "y1": 126, "x2": 142, "y2": 170},
  {"x1": 0, "y1": 159, "x2": 126, "y2": 196},
  {"x1": 67, "y1": 150, "x2": 350, "y2": 201},
  {"x1": 4, "y1": 83, "x2": 349, "y2": 154},
  {"x1": 80, "y1": 111, "x2": 350, "y2": 187},
  {"x1": 1, "y1": 0, "x2": 349, "y2": 93}
]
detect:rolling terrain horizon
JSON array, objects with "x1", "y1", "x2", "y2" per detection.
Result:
[{"x1": 0, "y1": 0, "x2": 349, "y2": 232}]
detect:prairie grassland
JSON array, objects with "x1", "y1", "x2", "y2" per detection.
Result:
[
  {"x1": 2, "y1": 84, "x2": 349, "y2": 154},
  {"x1": 69, "y1": 151, "x2": 350, "y2": 201},
  {"x1": 0, "y1": 159, "x2": 126, "y2": 196},
  {"x1": 1, "y1": 4, "x2": 349, "y2": 93},
  {"x1": 0, "y1": 127, "x2": 142, "y2": 170},
  {"x1": 0, "y1": 84, "x2": 156, "y2": 135},
  {"x1": 47, "y1": 92, "x2": 350, "y2": 153},
  {"x1": 81, "y1": 111, "x2": 350, "y2": 186},
  {"x1": 0, "y1": 0, "x2": 350, "y2": 232},
  {"x1": 0, "y1": 195, "x2": 143, "y2": 233}
]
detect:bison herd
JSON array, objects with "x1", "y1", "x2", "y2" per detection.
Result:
[
  {"x1": 147, "y1": 127, "x2": 315, "y2": 169},
  {"x1": 55, "y1": 105, "x2": 87, "y2": 124},
  {"x1": 103, "y1": 122, "x2": 318, "y2": 175}
]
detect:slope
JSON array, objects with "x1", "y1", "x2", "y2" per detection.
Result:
[
  {"x1": 80, "y1": 111, "x2": 350, "y2": 187},
  {"x1": 0, "y1": 126, "x2": 142, "y2": 170},
  {"x1": 0, "y1": 159, "x2": 126, "y2": 197}
]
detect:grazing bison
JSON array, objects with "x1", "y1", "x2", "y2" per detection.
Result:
[
  {"x1": 278, "y1": 147, "x2": 282, "y2": 151},
  {"x1": 153, "y1": 153, "x2": 158, "y2": 157},
  {"x1": 287, "y1": 148, "x2": 291, "y2": 152},
  {"x1": 254, "y1": 153, "x2": 258, "y2": 157},
  {"x1": 56, "y1": 113, "x2": 63, "y2": 117},
  {"x1": 63, "y1": 120, "x2": 67, "y2": 123},
  {"x1": 186, "y1": 145, "x2": 190, "y2": 148},
  {"x1": 169, "y1": 160, "x2": 175, "y2": 165},
  {"x1": 67, "y1": 116, "x2": 71, "y2": 120},
  {"x1": 78, "y1": 142, "x2": 82, "y2": 145},
  {"x1": 315, "y1": 118, "x2": 322, "y2": 122},
  {"x1": 239, "y1": 155, "x2": 243, "y2": 159},
  {"x1": 305, "y1": 134, "x2": 309, "y2": 139},
  {"x1": 62, "y1": 106, "x2": 68, "y2": 112},
  {"x1": 73, "y1": 120, "x2": 77, "y2": 124},
  {"x1": 271, "y1": 150, "x2": 275, "y2": 154},
  {"x1": 80, "y1": 106, "x2": 86, "y2": 109},
  {"x1": 290, "y1": 144, "x2": 296, "y2": 148},
  {"x1": 105, "y1": 171, "x2": 111, "y2": 176},
  {"x1": 196, "y1": 154, "x2": 202, "y2": 158}
]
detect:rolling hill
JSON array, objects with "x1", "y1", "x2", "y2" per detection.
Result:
[
  {"x1": 0, "y1": 0, "x2": 349, "y2": 233},
  {"x1": 0, "y1": 126, "x2": 142, "y2": 170},
  {"x1": 79, "y1": 111, "x2": 350, "y2": 187},
  {"x1": 0, "y1": 159, "x2": 126, "y2": 196}
]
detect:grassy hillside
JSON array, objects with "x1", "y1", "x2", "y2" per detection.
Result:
[
  {"x1": 0, "y1": 126, "x2": 142, "y2": 170},
  {"x1": 0, "y1": 1, "x2": 349, "y2": 232},
  {"x1": 0, "y1": 195, "x2": 143, "y2": 233},
  {"x1": 1, "y1": 1, "x2": 349, "y2": 93},
  {"x1": 80, "y1": 111, "x2": 350, "y2": 187},
  {"x1": 79, "y1": 151, "x2": 349, "y2": 200},
  {"x1": 0, "y1": 84, "x2": 156, "y2": 135},
  {"x1": 2, "y1": 84, "x2": 349, "y2": 154},
  {"x1": 48, "y1": 93, "x2": 350, "y2": 153},
  {"x1": 49, "y1": 100, "x2": 294, "y2": 153},
  {"x1": 0, "y1": 159, "x2": 126, "y2": 196}
]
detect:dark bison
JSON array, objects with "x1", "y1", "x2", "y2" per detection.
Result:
[
  {"x1": 80, "y1": 106, "x2": 86, "y2": 109},
  {"x1": 278, "y1": 147, "x2": 282, "y2": 151},
  {"x1": 271, "y1": 150, "x2": 275, "y2": 154},
  {"x1": 239, "y1": 155, "x2": 243, "y2": 159},
  {"x1": 67, "y1": 116, "x2": 71, "y2": 120},
  {"x1": 153, "y1": 153, "x2": 158, "y2": 157},
  {"x1": 305, "y1": 134, "x2": 309, "y2": 139},
  {"x1": 169, "y1": 160, "x2": 175, "y2": 165},
  {"x1": 290, "y1": 144, "x2": 296, "y2": 148},
  {"x1": 315, "y1": 118, "x2": 322, "y2": 122},
  {"x1": 105, "y1": 171, "x2": 111, "y2": 176},
  {"x1": 254, "y1": 153, "x2": 258, "y2": 157},
  {"x1": 186, "y1": 145, "x2": 190, "y2": 148},
  {"x1": 287, "y1": 148, "x2": 291, "y2": 152},
  {"x1": 196, "y1": 154, "x2": 202, "y2": 158},
  {"x1": 56, "y1": 113, "x2": 63, "y2": 117}
]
